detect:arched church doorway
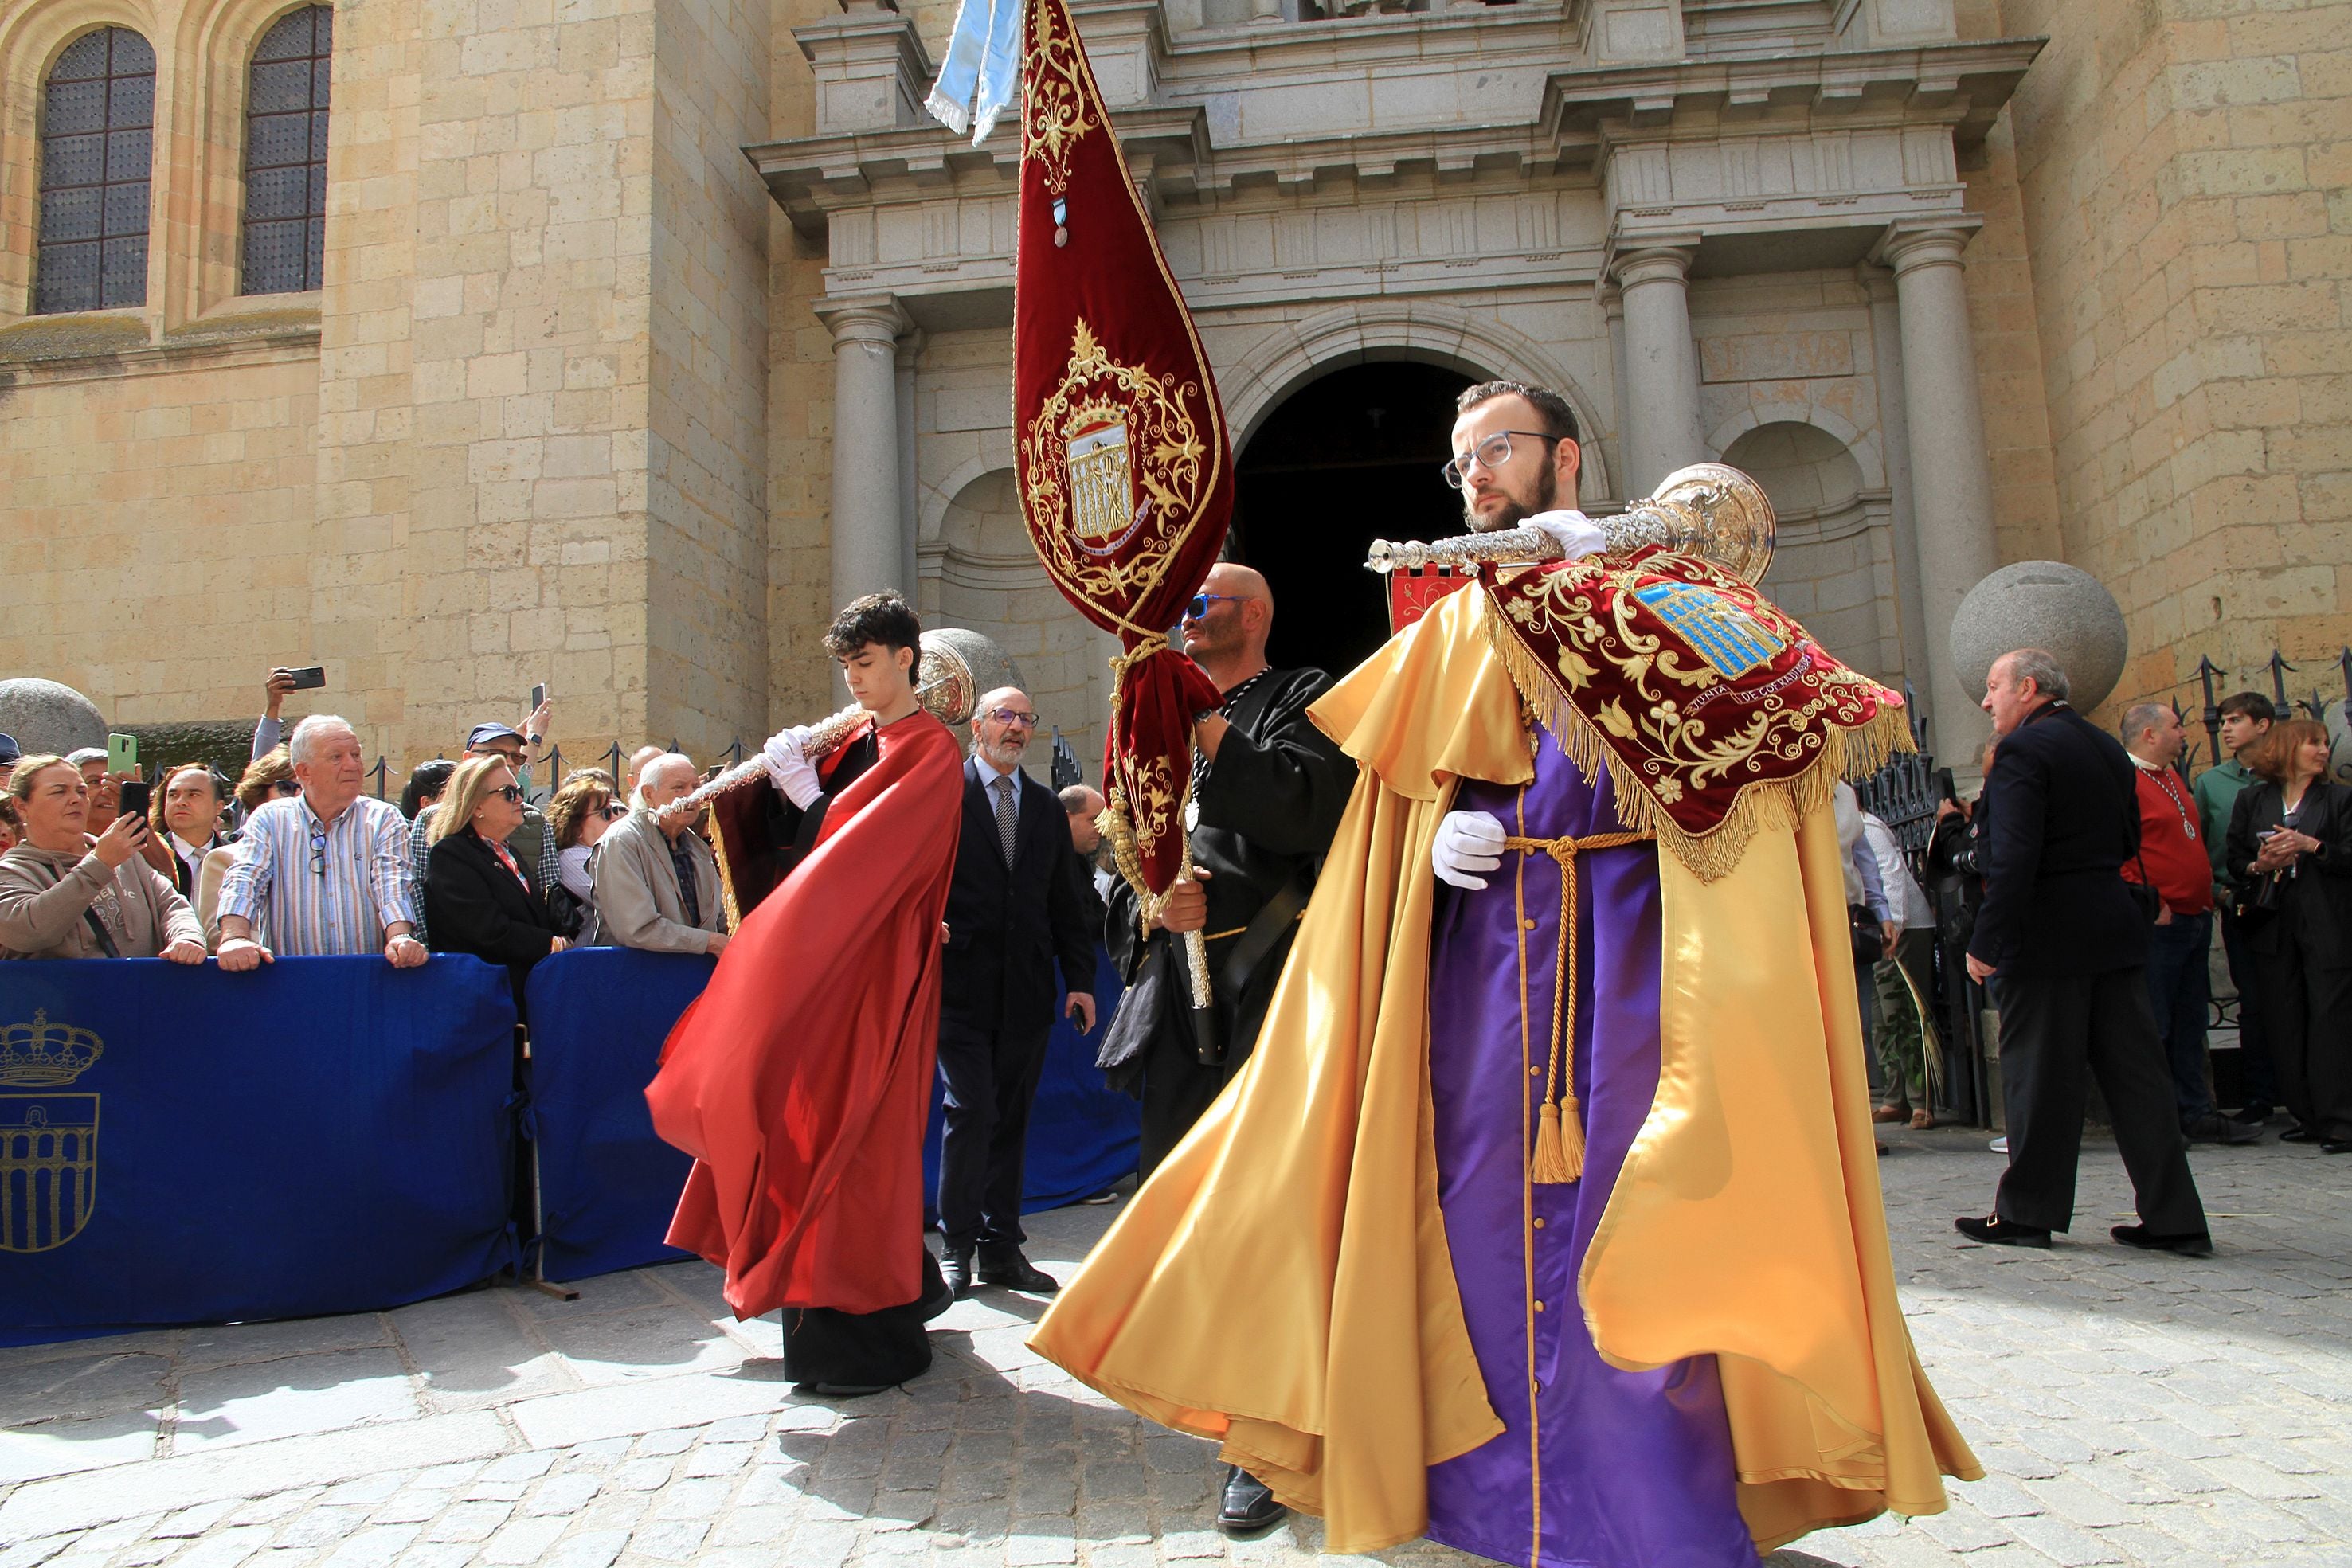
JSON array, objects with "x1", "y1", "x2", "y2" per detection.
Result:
[{"x1": 1229, "y1": 360, "x2": 1474, "y2": 676}]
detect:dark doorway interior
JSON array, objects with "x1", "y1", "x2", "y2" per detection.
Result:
[{"x1": 1229, "y1": 360, "x2": 1476, "y2": 677}]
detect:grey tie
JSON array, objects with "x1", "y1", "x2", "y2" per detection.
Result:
[{"x1": 995, "y1": 776, "x2": 1019, "y2": 866}]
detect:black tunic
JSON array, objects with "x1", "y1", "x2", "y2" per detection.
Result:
[{"x1": 1106, "y1": 665, "x2": 1356, "y2": 1176}]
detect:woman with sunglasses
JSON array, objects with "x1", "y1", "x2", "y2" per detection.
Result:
[
  {"x1": 423, "y1": 754, "x2": 568, "y2": 1008},
  {"x1": 544, "y1": 769, "x2": 624, "y2": 936}
]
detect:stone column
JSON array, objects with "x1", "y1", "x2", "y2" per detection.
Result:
[
  {"x1": 894, "y1": 330, "x2": 924, "y2": 597},
  {"x1": 820, "y1": 297, "x2": 911, "y2": 613},
  {"x1": 1861, "y1": 262, "x2": 1931, "y2": 702},
  {"x1": 1611, "y1": 242, "x2": 1704, "y2": 497},
  {"x1": 1875, "y1": 224, "x2": 1998, "y2": 760}
]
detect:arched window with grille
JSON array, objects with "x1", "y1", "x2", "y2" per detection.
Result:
[
  {"x1": 35, "y1": 27, "x2": 156, "y2": 314},
  {"x1": 241, "y1": 6, "x2": 331, "y2": 295}
]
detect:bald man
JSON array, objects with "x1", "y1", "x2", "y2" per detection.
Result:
[
  {"x1": 936, "y1": 686, "x2": 1102, "y2": 1297},
  {"x1": 1109, "y1": 565, "x2": 1353, "y2": 1175}
]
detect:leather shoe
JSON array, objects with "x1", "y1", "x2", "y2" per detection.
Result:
[
  {"x1": 2281, "y1": 1125, "x2": 2321, "y2": 1144},
  {"x1": 1217, "y1": 1466, "x2": 1287, "y2": 1536},
  {"x1": 941, "y1": 1246, "x2": 975, "y2": 1299},
  {"x1": 1954, "y1": 1214, "x2": 2051, "y2": 1248},
  {"x1": 976, "y1": 1247, "x2": 1059, "y2": 1293},
  {"x1": 2183, "y1": 1113, "x2": 2261, "y2": 1146},
  {"x1": 2231, "y1": 1104, "x2": 2272, "y2": 1125},
  {"x1": 2111, "y1": 1224, "x2": 2213, "y2": 1257},
  {"x1": 2323, "y1": 1140, "x2": 2352, "y2": 1155}
]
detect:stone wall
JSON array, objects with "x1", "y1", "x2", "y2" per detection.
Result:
[
  {"x1": 2002, "y1": 0, "x2": 2352, "y2": 714},
  {"x1": 0, "y1": 341, "x2": 322, "y2": 725}
]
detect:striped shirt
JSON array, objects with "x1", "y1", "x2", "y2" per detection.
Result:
[{"x1": 217, "y1": 794, "x2": 418, "y2": 956}]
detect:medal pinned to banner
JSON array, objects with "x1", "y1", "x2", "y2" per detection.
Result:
[{"x1": 930, "y1": 0, "x2": 1234, "y2": 1007}]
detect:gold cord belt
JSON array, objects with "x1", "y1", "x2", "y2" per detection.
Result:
[{"x1": 1504, "y1": 805, "x2": 1654, "y2": 1185}]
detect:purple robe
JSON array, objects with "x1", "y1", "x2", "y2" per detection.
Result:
[{"x1": 1425, "y1": 734, "x2": 1759, "y2": 1568}]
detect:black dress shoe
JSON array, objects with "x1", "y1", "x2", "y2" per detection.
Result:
[
  {"x1": 976, "y1": 1247, "x2": 1060, "y2": 1293},
  {"x1": 804, "y1": 1382, "x2": 893, "y2": 1398},
  {"x1": 2231, "y1": 1104, "x2": 2273, "y2": 1125},
  {"x1": 2111, "y1": 1224, "x2": 2214, "y2": 1257},
  {"x1": 1954, "y1": 1214, "x2": 2052, "y2": 1248},
  {"x1": 2183, "y1": 1113, "x2": 2262, "y2": 1146},
  {"x1": 941, "y1": 1246, "x2": 975, "y2": 1298},
  {"x1": 1217, "y1": 1466, "x2": 1288, "y2": 1536},
  {"x1": 918, "y1": 1268, "x2": 957, "y2": 1322},
  {"x1": 2323, "y1": 1140, "x2": 2352, "y2": 1155},
  {"x1": 2280, "y1": 1125, "x2": 2321, "y2": 1144}
]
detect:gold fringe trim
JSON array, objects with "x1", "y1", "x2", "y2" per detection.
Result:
[
  {"x1": 1476, "y1": 584, "x2": 1914, "y2": 885},
  {"x1": 1532, "y1": 1099, "x2": 1583, "y2": 1184},
  {"x1": 707, "y1": 810, "x2": 743, "y2": 933}
]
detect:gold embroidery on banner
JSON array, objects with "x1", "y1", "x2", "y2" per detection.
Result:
[
  {"x1": 1481, "y1": 569, "x2": 1910, "y2": 882},
  {"x1": 1023, "y1": 319, "x2": 1211, "y2": 608},
  {"x1": 1022, "y1": 0, "x2": 1097, "y2": 197},
  {"x1": 1, "y1": 1011, "x2": 104, "y2": 1253}
]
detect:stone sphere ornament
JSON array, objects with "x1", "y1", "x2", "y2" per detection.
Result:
[
  {"x1": 0, "y1": 678, "x2": 108, "y2": 758},
  {"x1": 1949, "y1": 561, "x2": 2130, "y2": 714}
]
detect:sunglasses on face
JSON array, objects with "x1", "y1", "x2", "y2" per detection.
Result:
[
  {"x1": 270, "y1": 780, "x2": 302, "y2": 797},
  {"x1": 491, "y1": 784, "x2": 526, "y2": 804},
  {"x1": 596, "y1": 803, "x2": 628, "y2": 821},
  {"x1": 1184, "y1": 592, "x2": 1246, "y2": 620}
]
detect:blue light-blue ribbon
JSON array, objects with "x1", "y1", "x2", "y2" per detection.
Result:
[{"x1": 925, "y1": 0, "x2": 1023, "y2": 144}]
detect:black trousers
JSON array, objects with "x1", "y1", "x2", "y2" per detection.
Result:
[
  {"x1": 936, "y1": 1014, "x2": 1051, "y2": 1251},
  {"x1": 781, "y1": 1248, "x2": 945, "y2": 1388},
  {"x1": 1993, "y1": 967, "x2": 2208, "y2": 1235},
  {"x1": 2254, "y1": 921, "x2": 2352, "y2": 1142}
]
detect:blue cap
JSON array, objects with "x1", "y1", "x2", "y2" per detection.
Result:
[
  {"x1": 0, "y1": 733, "x2": 18, "y2": 764},
  {"x1": 465, "y1": 722, "x2": 524, "y2": 751}
]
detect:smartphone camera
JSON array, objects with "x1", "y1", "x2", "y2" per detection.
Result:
[{"x1": 117, "y1": 780, "x2": 151, "y2": 822}]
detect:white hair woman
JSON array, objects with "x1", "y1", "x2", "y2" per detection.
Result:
[{"x1": 0, "y1": 754, "x2": 205, "y2": 962}]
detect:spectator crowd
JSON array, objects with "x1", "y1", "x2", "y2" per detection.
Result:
[{"x1": 2, "y1": 644, "x2": 2346, "y2": 1186}]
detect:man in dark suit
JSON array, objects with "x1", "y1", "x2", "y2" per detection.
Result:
[
  {"x1": 937, "y1": 686, "x2": 1100, "y2": 1297},
  {"x1": 1958, "y1": 648, "x2": 2211, "y2": 1255}
]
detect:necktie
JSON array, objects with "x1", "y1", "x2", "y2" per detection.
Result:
[
  {"x1": 996, "y1": 776, "x2": 1019, "y2": 866},
  {"x1": 490, "y1": 839, "x2": 528, "y2": 889}
]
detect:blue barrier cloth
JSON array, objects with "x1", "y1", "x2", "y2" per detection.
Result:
[
  {"x1": 921, "y1": 948, "x2": 1137, "y2": 1218},
  {"x1": 0, "y1": 956, "x2": 519, "y2": 1344},
  {"x1": 522, "y1": 947, "x2": 710, "y2": 1283}
]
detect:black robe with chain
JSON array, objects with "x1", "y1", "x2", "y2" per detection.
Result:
[{"x1": 1106, "y1": 665, "x2": 1356, "y2": 1176}]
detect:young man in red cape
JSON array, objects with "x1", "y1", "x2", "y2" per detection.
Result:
[{"x1": 645, "y1": 592, "x2": 963, "y2": 1394}]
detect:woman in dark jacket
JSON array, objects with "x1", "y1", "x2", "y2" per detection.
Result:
[
  {"x1": 2225, "y1": 718, "x2": 2352, "y2": 1151},
  {"x1": 425, "y1": 754, "x2": 567, "y2": 1009}
]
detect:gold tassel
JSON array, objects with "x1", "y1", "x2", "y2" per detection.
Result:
[{"x1": 1532, "y1": 1098, "x2": 1584, "y2": 1185}]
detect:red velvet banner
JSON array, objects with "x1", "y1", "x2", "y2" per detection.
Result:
[{"x1": 1012, "y1": 0, "x2": 1231, "y2": 906}]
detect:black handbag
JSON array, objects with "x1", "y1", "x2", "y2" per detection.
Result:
[
  {"x1": 1849, "y1": 904, "x2": 1884, "y2": 964},
  {"x1": 1094, "y1": 932, "x2": 1190, "y2": 1097}
]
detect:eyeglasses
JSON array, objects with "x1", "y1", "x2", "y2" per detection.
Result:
[
  {"x1": 987, "y1": 707, "x2": 1040, "y2": 729},
  {"x1": 307, "y1": 820, "x2": 328, "y2": 877},
  {"x1": 596, "y1": 803, "x2": 628, "y2": 821},
  {"x1": 1183, "y1": 592, "x2": 1247, "y2": 620},
  {"x1": 492, "y1": 785, "x2": 526, "y2": 804},
  {"x1": 1440, "y1": 430, "x2": 1560, "y2": 489},
  {"x1": 270, "y1": 780, "x2": 303, "y2": 797}
]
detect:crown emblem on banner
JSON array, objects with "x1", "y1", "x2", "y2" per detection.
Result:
[{"x1": 0, "y1": 1011, "x2": 104, "y2": 1086}]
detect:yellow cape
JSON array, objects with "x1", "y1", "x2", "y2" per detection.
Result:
[{"x1": 1028, "y1": 581, "x2": 1980, "y2": 1554}]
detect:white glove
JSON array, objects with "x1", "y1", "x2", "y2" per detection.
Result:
[
  {"x1": 1433, "y1": 810, "x2": 1509, "y2": 891},
  {"x1": 761, "y1": 725, "x2": 823, "y2": 810},
  {"x1": 1524, "y1": 509, "x2": 1605, "y2": 561}
]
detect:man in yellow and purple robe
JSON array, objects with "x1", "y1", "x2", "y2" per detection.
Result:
[{"x1": 1031, "y1": 382, "x2": 1980, "y2": 1567}]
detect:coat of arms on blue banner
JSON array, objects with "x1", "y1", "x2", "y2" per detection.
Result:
[
  {"x1": 2, "y1": 1009, "x2": 101, "y2": 1253},
  {"x1": 1630, "y1": 579, "x2": 1785, "y2": 681}
]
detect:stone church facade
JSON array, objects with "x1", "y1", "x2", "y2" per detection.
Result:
[{"x1": 0, "y1": 0, "x2": 2342, "y2": 776}]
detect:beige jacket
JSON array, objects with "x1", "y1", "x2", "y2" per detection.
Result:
[
  {"x1": 0, "y1": 840, "x2": 205, "y2": 960},
  {"x1": 582, "y1": 808, "x2": 722, "y2": 953}
]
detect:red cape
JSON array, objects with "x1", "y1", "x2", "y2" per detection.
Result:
[{"x1": 646, "y1": 708, "x2": 963, "y2": 1318}]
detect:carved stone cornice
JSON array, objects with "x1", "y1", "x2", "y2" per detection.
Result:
[{"x1": 746, "y1": 10, "x2": 2044, "y2": 309}]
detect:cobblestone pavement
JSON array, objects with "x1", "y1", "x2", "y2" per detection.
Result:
[{"x1": 4, "y1": 1128, "x2": 2348, "y2": 1568}]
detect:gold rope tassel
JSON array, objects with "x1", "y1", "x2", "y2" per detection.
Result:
[{"x1": 1505, "y1": 827, "x2": 1653, "y2": 1186}]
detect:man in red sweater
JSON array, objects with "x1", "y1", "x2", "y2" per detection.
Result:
[{"x1": 2121, "y1": 704, "x2": 2259, "y2": 1146}]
